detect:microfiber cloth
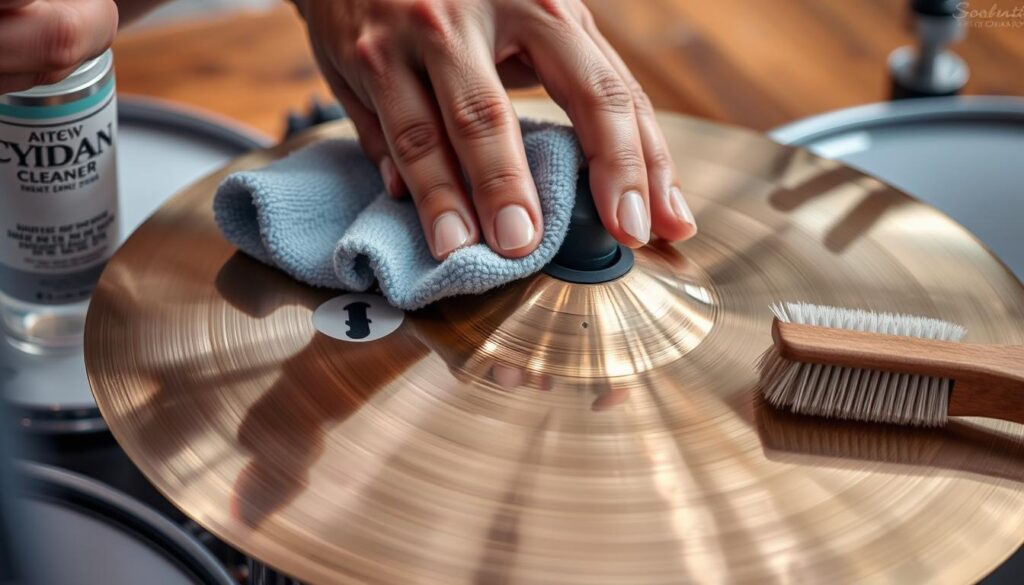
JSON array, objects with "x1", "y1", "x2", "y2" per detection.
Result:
[{"x1": 213, "y1": 120, "x2": 584, "y2": 310}]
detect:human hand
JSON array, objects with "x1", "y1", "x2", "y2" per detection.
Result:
[
  {"x1": 0, "y1": 0, "x2": 118, "y2": 94},
  {"x1": 292, "y1": 0, "x2": 697, "y2": 260}
]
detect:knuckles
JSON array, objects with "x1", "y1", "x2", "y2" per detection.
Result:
[
  {"x1": 643, "y1": 146, "x2": 673, "y2": 170},
  {"x1": 408, "y1": 0, "x2": 466, "y2": 50},
  {"x1": 528, "y1": 0, "x2": 571, "y2": 21},
  {"x1": 581, "y1": 67, "x2": 634, "y2": 114},
  {"x1": 391, "y1": 119, "x2": 442, "y2": 165},
  {"x1": 352, "y1": 31, "x2": 392, "y2": 78},
  {"x1": 449, "y1": 91, "x2": 514, "y2": 140},
  {"x1": 350, "y1": 0, "x2": 471, "y2": 63},
  {"x1": 515, "y1": 0, "x2": 583, "y2": 33},
  {"x1": 413, "y1": 180, "x2": 457, "y2": 210},
  {"x1": 626, "y1": 79, "x2": 654, "y2": 115},
  {"x1": 610, "y1": 146, "x2": 646, "y2": 174},
  {"x1": 475, "y1": 166, "x2": 527, "y2": 196},
  {"x1": 408, "y1": 0, "x2": 452, "y2": 32}
]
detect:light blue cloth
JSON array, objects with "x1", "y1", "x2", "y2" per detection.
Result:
[{"x1": 214, "y1": 120, "x2": 584, "y2": 310}]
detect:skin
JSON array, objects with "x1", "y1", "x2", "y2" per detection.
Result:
[
  {"x1": 1, "y1": 0, "x2": 698, "y2": 260},
  {"x1": 0, "y1": 0, "x2": 119, "y2": 94}
]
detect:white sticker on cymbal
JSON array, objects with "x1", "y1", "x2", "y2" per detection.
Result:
[{"x1": 312, "y1": 293, "x2": 404, "y2": 342}]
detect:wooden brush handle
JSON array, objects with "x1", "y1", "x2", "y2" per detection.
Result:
[{"x1": 773, "y1": 320, "x2": 1024, "y2": 424}]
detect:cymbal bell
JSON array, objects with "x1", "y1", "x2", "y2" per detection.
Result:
[{"x1": 86, "y1": 100, "x2": 1024, "y2": 584}]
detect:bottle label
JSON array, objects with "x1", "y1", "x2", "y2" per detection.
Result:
[{"x1": 0, "y1": 78, "x2": 119, "y2": 305}]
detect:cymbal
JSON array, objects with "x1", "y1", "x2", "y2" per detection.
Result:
[{"x1": 86, "y1": 100, "x2": 1024, "y2": 584}]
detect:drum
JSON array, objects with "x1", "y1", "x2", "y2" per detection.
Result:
[
  {"x1": 13, "y1": 462, "x2": 234, "y2": 585},
  {"x1": 771, "y1": 95, "x2": 1024, "y2": 585},
  {"x1": 770, "y1": 95, "x2": 1024, "y2": 280},
  {"x1": 1, "y1": 98, "x2": 270, "y2": 434}
]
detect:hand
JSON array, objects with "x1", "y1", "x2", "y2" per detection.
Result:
[
  {"x1": 0, "y1": 0, "x2": 118, "y2": 95},
  {"x1": 292, "y1": 0, "x2": 698, "y2": 260}
]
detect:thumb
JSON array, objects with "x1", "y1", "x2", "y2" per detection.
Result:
[{"x1": 0, "y1": 0, "x2": 118, "y2": 75}]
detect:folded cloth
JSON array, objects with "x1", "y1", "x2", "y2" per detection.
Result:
[{"x1": 214, "y1": 120, "x2": 584, "y2": 310}]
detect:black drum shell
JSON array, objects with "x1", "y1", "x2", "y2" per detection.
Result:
[{"x1": 13, "y1": 462, "x2": 234, "y2": 585}]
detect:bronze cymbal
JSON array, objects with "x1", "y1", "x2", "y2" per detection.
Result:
[{"x1": 85, "y1": 100, "x2": 1024, "y2": 584}]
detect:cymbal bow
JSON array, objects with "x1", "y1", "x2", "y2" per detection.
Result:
[{"x1": 86, "y1": 100, "x2": 1024, "y2": 584}]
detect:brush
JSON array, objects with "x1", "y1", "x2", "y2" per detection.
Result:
[{"x1": 757, "y1": 302, "x2": 1024, "y2": 427}]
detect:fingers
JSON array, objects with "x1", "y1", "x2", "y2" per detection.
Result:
[
  {"x1": 0, "y1": 0, "x2": 34, "y2": 10},
  {"x1": 424, "y1": 27, "x2": 542, "y2": 258},
  {"x1": 521, "y1": 14, "x2": 651, "y2": 248},
  {"x1": 358, "y1": 39, "x2": 479, "y2": 260},
  {"x1": 302, "y1": 0, "x2": 691, "y2": 265},
  {"x1": 584, "y1": 17, "x2": 696, "y2": 241},
  {"x1": 305, "y1": 32, "x2": 406, "y2": 198},
  {"x1": 0, "y1": 65, "x2": 75, "y2": 94},
  {"x1": 0, "y1": 0, "x2": 118, "y2": 75},
  {"x1": 334, "y1": 83, "x2": 406, "y2": 198}
]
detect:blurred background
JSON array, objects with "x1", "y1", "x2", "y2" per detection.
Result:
[
  {"x1": 113, "y1": 0, "x2": 1024, "y2": 137},
  {"x1": 4, "y1": 1, "x2": 1024, "y2": 584}
]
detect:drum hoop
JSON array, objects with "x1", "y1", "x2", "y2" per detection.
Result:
[
  {"x1": 17, "y1": 462, "x2": 234, "y2": 584},
  {"x1": 770, "y1": 95, "x2": 1024, "y2": 145}
]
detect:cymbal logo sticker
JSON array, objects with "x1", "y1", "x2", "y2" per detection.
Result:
[{"x1": 312, "y1": 293, "x2": 404, "y2": 342}]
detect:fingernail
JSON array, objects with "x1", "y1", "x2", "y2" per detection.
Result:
[
  {"x1": 669, "y1": 185, "x2": 696, "y2": 227},
  {"x1": 617, "y1": 190, "x2": 650, "y2": 244},
  {"x1": 379, "y1": 156, "x2": 397, "y2": 197},
  {"x1": 432, "y1": 211, "x2": 470, "y2": 258},
  {"x1": 494, "y1": 204, "x2": 535, "y2": 251}
]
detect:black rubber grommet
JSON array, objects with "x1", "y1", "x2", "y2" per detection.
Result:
[
  {"x1": 890, "y1": 77, "x2": 962, "y2": 100},
  {"x1": 542, "y1": 169, "x2": 637, "y2": 283},
  {"x1": 543, "y1": 245, "x2": 634, "y2": 284},
  {"x1": 911, "y1": 0, "x2": 960, "y2": 17}
]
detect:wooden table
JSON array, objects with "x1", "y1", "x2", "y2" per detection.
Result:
[{"x1": 112, "y1": 1, "x2": 1024, "y2": 137}]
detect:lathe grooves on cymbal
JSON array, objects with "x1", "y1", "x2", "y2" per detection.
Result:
[{"x1": 86, "y1": 100, "x2": 1024, "y2": 585}]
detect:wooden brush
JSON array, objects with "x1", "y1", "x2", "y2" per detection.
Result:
[{"x1": 757, "y1": 302, "x2": 1024, "y2": 427}]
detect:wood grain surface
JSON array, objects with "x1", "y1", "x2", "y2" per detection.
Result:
[{"x1": 111, "y1": 1, "x2": 1024, "y2": 137}]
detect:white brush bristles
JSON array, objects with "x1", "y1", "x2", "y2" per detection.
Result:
[{"x1": 757, "y1": 302, "x2": 967, "y2": 427}]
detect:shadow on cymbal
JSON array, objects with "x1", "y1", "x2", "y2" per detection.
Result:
[
  {"x1": 766, "y1": 159, "x2": 908, "y2": 254},
  {"x1": 90, "y1": 253, "x2": 328, "y2": 486},
  {"x1": 223, "y1": 253, "x2": 432, "y2": 529},
  {"x1": 822, "y1": 188, "x2": 906, "y2": 254},
  {"x1": 229, "y1": 330, "x2": 427, "y2": 528},
  {"x1": 216, "y1": 252, "x2": 328, "y2": 318},
  {"x1": 753, "y1": 394, "x2": 1024, "y2": 486},
  {"x1": 769, "y1": 164, "x2": 864, "y2": 212},
  {"x1": 229, "y1": 258, "x2": 602, "y2": 530},
  {"x1": 471, "y1": 413, "x2": 551, "y2": 584}
]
